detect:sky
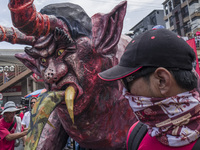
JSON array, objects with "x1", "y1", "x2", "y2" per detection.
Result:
[{"x1": 0, "y1": 0, "x2": 163, "y2": 49}]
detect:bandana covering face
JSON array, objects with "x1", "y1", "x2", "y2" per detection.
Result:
[{"x1": 124, "y1": 89, "x2": 200, "y2": 147}]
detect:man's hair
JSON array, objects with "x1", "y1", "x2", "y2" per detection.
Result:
[
  {"x1": 130, "y1": 67, "x2": 197, "y2": 91},
  {"x1": 170, "y1": 69, "x2": 197, "y2": 91},
  {"x1": 31, "y1": 97, "x2": 37, "y2": 101}
]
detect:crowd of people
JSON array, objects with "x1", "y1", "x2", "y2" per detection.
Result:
[
  {"x1": 0, "y1": 97, "x2": 37, "y2": 150},
  {"x1": 0, "y1": 101, "x2": 27, "y2": 150},
  {"x1": 0, "y1": 97, "x2": 88, "y2": 150}
]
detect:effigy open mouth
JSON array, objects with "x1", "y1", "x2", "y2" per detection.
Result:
[{"x1": 50, "y1": 73, "x2": 84, "y2": 123}]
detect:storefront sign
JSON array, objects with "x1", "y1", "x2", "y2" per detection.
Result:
[{"x1": 0, "y1": 66, "x2": 15, "y2": 72}]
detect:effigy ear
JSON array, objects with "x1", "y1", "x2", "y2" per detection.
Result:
[{"x1": 91, "y1": 1, "x2": 127, "y2": 54}]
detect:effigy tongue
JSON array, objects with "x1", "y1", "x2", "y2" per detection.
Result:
[{"x1": 24, "y1": 91, "x2": 64, "y2": 150}]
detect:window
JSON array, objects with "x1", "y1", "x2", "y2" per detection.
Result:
[
  {"x1": 183, "y1": 22, "x2": 191, "y2": 34},
  {"x1": 165, "y1": 5, "x2": 168, "y2": 15},
  {"x1": 173, "y1": 0, "x2": 181, "y2": 8},
  {"x1": 169, "y1": 1, "x2": 172, "y2": 12},
  {"x1": 192, "y1": 16, "x2": 200, "y2": 21},
  {"x1": 189, "y1": 0, "x2": 199, "y2": 5},
  {"x1": 150, "y1": 16, "x2": 157, "y2": 26},
  {"x1": 177, "y1": 24, "x2": 181, "y2": 35},
  {"x1": 170, "y1": 16, "x2": 174, "y2": 26},
  {"x1": 181, "y1": 6, "x2": 189, "y2": 18},
  {"x1": 175, "y1": 12, "x2": 180, "y2": 23}
]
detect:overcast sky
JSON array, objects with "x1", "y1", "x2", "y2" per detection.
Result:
[{"x1": 0, "y1": 0, "x2": 163, "y2": 49}]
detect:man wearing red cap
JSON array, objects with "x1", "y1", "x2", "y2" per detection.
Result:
[
  {"x1": 0, "y1": 101, "x2": 27, "y2": 150},
  {"x1": 99, "y1": 29, "x2": 200, "y2": 149}
]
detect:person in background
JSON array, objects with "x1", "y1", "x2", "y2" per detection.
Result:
[
  {"x1": 98, "y1": 29, "x2": 200, "y2": 149},
  {"x1": 4, "y1": 72, "x2": 9, "y2": 83},
  {"x1": 16, "y1": 104, "x2": 25, "y2": 121},
  {"x1": 22, "y1": 97, "x2": 37, "y2": 128},
  {"x1": 0, "y1": 101, "x2": 27, "y2": 150},
  {"x1": 19, "y1": 110, "x2": 24, "y2": 121},
  {"x1": 63, "y1": 137, "x2": 73, "y2": 150}
]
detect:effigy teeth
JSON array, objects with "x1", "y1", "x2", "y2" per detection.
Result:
[{"x1": 65, "y1": 86, "x2": 76, "y2": 124}]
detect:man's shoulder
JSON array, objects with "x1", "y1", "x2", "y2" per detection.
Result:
[
  {"x1": 0, "y1": 118, "x2": 8, "y2": 129},
  {"x1": 0, "y1": 117, "x2": 3, "y2": 122},
  {"x1": 0, "y1": 118, "x2": 6, "y2": 125},
  {"x1": 0, "y1": 118, "x2": 4, "y2": 126},
  {"x1": 23, "y1": 111, "x2": 30, "y2": 120},
  {"x1": 24, "y1": 111, "x2": 30, "y2": 116}
]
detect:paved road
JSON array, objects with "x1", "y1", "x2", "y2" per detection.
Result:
[{"x1": 14, "y1": 139, "x2": 24, "y2": 150}]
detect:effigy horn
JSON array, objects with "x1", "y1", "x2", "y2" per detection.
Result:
[
  {"x1": 8, "y1": 0, "x2": 70, "y2": 38},
  {"x1": 0, "y1": 26, "x2": 35, "y2": 45}
]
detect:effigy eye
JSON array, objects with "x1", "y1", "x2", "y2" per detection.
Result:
[
  {"x1": 40, "y1": 58, "x2": 48, "y2": 67},
  {"x1": 41, "y1": 58, "x2": 47, "y2": 63},
  {"x1": 58, "y1": 49, "x2": 64, "y2": 56}
]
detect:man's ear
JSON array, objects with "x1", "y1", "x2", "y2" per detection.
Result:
[{"x1": 153, "y1": 67, "x2": 172, "y2": 97}]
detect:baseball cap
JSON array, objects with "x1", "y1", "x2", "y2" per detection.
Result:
[
  {"x1": 1, "y1": 101, "x2": 19, "y2": 115},
  {"x1": 98, "y1": 29, "x2": 196, "y2": 81}
]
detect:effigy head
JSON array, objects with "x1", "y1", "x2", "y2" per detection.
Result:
[
  {"x1": 12, "y1": 1, "x2": 135, "y2": 149},
  {"x1": 16, "y1": 1, "x2": 128, "y2": 117},
  {"x1": 16, "y1": 2, "x2": 93, "y2": 105}
]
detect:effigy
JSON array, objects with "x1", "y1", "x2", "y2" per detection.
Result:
[{"x1": 0, "y1": 0, "x2": 137, "y2": 149}]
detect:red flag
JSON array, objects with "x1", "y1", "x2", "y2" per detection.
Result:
[{"x1": 186, "y1": 38, "x2": 200, "y2": 75}]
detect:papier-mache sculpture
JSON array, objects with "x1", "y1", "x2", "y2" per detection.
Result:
[{"x1": 1, "y1": 0, "x2": 137, "y2": 149}]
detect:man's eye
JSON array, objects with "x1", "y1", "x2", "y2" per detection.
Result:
[
  {"x1": 58, "y1": 49, "x2": 64, "y2": 56},
  {"x1": 40, "y1": 58, "x2": 48, "y2": 67}
]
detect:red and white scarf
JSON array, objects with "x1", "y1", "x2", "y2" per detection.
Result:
[{"x1": 124, "y1": 89, "x2": 200, "y2": 147}]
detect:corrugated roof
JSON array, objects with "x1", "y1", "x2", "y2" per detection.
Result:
[{"x1": 0, "y1": 49, "x2": 24, "y2": 65}]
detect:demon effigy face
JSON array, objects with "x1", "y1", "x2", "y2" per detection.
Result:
[{"x1": 2, "y1": 1, "x2": 137, "y2": 149}]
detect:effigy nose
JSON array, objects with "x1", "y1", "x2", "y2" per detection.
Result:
[{"x1": 45, "y1": 67, "x2": 58, "y2": 83}]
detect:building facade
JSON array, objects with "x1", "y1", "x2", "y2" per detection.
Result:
[
  {"x1": 163, "y1": 0, "x2": 200, "y2": 37},
  {"x1": 129, "y1": 10, "x2": 165, "y2": 38},
  {"x1": 0, "y1": 49, "x2": 45, "y2": 106}
]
